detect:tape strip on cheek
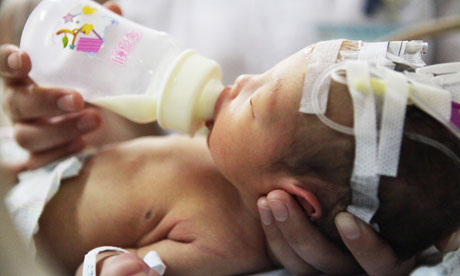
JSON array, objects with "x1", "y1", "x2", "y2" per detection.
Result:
[
  {"x1": 347, "y1": 175, "x2": 380, "y2": 227},
  {"x1": 377, "y1": 70, "x2": 409, "y2": 177},
  {"x1": 300, "y1": 39, "x2": 344, "y2": 114},
  {"x1": 347, "y1": 61, "x2": 378, "y2": 177},
  {"x1": 345, "y1": 61, "x2": 380, "y2": 227}
]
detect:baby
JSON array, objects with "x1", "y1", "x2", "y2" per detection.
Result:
[{"x1": 7, "y1": 41, "x2": 460, "y2": 276}]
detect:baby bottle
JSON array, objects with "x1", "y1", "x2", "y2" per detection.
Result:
[{"x1": 20, "y1": 0, "x2": 224, "y2": 134}]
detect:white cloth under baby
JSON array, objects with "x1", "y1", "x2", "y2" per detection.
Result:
[
  {"x1": 4, "y1": 147, "x2": 166, "y2": 275},
  {"x1": 5, "y1": 153, "x2": 91, "y2": 255},
  {"x1": 411, "y1": 248, "x2": 460, "y2": 276}
]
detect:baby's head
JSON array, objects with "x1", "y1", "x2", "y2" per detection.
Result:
[{"x1": 207, "y1": 41, "x2": 460, "y2": 260}]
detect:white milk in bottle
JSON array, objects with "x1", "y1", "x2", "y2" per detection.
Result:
[{"x1": 21, "y1": 0, "x2": 224, "y2": 134}]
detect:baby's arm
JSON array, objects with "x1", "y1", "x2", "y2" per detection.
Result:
[
  {"x1": 75, "y1": 250, "x2": 160, "y2": 276},
  {"x1": 76, "y1": 237, "x2": 263, "y2": 276}
]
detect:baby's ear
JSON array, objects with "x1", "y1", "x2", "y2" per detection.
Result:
[{"x1": 282, "y1": 179, "x2": 322, "y2": 221}]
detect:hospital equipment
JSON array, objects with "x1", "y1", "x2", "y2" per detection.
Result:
[
  {"x1": 301, "y1": 40, "x2": 460, "y2": 229},
  {"x1": 20, "y1": 0, "x2": 224, "y2": 135}
]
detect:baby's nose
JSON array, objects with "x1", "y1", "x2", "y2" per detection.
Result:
[{"x1": 232, "y1": 74, "x2": 262, "y2": 98}]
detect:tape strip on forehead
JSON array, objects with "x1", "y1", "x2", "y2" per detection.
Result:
[
  {"x1": 300, "y1": 39, "x2": 344, "y2": 114},
  {"x1": 359, "y1": 42, "x2": 389, "y2": 66}
]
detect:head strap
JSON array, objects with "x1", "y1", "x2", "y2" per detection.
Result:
[{"x1": 301, "y1": 40, "x2": 460, "y2": 228}]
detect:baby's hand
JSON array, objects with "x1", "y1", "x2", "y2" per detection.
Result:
[
  {"x1": 99, "y1": 252, "x2": 160, "y2": 276},
  {"x1": 0, "y1": 44, "x2": 101, "y2": 169}
]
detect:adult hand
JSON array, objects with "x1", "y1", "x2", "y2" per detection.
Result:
[
  {"x1": 1, "y1": 44, "x2": 96, "y2": 169},
  {"x1": 0, "y1": 2, "x2": 123, "y2": 170},
  {"x1": 257, "y1": 190, "x2": 415, "y2": 276},
  {"x1": 435, "y1": 229, "x2": 460, "y2": 253}
]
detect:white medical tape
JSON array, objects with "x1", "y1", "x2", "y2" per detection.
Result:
[
  {"x1": 346, "y1": 174, "x2": 380, "y2": 228},
  {"x1": 82, "y1": 246, "x2": 166, "y2": 276},
  {"x1": 346, "y1": 61, "x2": 378, "y2": 176},
  {"x1": 300, "y1": 39, "x2": 344, "y2": 114},
  {"x1": 411, "y1": 81, "x2": 452, "y2": 121},
  {"x1": 358, "y1": 42, "x2": 388, "y2": 66},
  {"x1": 345, "y1": 61, "x2": 380, "y2": 228},
  {"x1": 377, "y1": 70, "x2": 409, "y2": 177}
]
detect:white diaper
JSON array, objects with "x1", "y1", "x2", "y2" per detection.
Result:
[{"x1": 5, "y1": 151, "x2": 92, "y2": 255}]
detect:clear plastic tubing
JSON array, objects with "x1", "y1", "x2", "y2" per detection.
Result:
[{"x1": 21, "y1": 0, "x2": 224, "y2": 134}]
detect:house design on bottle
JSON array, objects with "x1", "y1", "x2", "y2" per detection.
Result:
[{"x1": 56, "y1": 4, "x2": 117, "y2": 54}]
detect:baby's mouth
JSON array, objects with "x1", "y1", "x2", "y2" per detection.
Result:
[{"x1": 205, "y1": 120, "x2": 214, "y2": 131}]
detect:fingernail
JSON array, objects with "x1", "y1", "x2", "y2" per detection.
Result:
[
  {"x1": 77, "y1": 114, "x2": 98, "y2": 132},
  {"x1": 257, "y1": 199, "x2": 273, "y2": 225},
  {"x1": 129, "y1": 272, "x2": 148, "y2": 276},
  {"x1": 336, "y1": 212, "x2": 361, "y2": 240},
  {"x1": 268, "y1": 200, "x2": 288, "y2": 222},
  {"x1": 57, "y1": 95, "x2": 76, "y2": 111},
  {"x1": 7, "y1": 52, "x2": 21, "y2": 71}
]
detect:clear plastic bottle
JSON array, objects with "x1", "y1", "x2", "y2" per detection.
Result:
[{"x1": 20, "y1": 0, "x2": 224, "y2": 134}]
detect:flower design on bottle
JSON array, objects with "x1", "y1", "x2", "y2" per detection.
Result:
[{"x1": 56, "y1": 5, "x2": 116, "y2": 54}]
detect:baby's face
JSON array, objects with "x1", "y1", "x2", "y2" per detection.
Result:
[{"x1": 207, "y1": 47, "x2": 311, "y2": 203}]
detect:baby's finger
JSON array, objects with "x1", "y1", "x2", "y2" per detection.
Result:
[
  {"x1": 26, "y1": 138, "x2": 85, "y2": 170},
  {"x1": 266, "y1": 190, "x2": 360, "y2": 274},
  {"x1": 14, "y1": 110, "x2": 101, "y2": 152},
  {"x1": 100, "y1": 252, "x2": 158, "y2": 276},
  {"x1": 435, "y1": 229, "x2": 460, "y2": 252},
  {"x1": 0, "y1": 44, "x2": 32, "y2": 80},
  {"x1": 257, "y1": 197, "x2": 318, "y2": 275},
  {"x1": 335, "y1": 212, "x2": 415, "y2": 276},
  {"x1": 103, "y1": 1, "x2": 122, "y2": 16},
  {"x1": 3, "y1": 85, "x2": 84, "y2": 122}
]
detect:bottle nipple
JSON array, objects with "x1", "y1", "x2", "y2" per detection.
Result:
[{"x1": 156, "y1": 50, "x2": 224, "y2": 135}]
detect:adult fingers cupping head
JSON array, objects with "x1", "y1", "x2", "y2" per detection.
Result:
[
  {"x1": 257, "y1": 197, "x2": 318, "y2": 275},
  {"x1": 0, "y1": 44, "x2": 31, "y2": 79},
  {"x1": 435, "y1": 229, "x2": 460, "y2": 252},
  {"x1": 260, "y1": 190, "x2": 360, "y2": 275},
  {"x1": 335, "y1": 212, "x2": 415, "y2": 276}
]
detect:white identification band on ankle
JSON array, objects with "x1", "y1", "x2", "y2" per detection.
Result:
[
  {"x1": 82, "y1": 246, "x2": 166, "y2": 276},
  {"x1": 300, "y1": 39, "x2": 344, "y2": 114}
]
